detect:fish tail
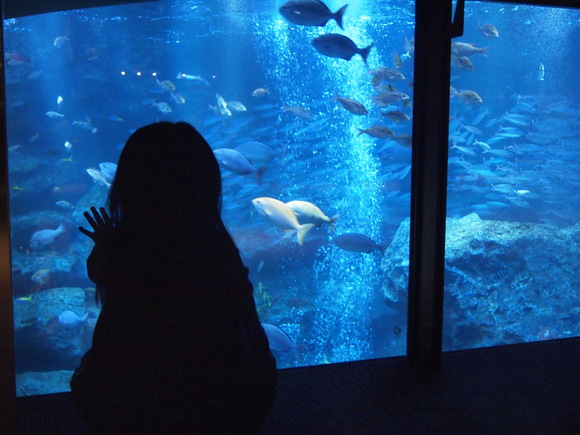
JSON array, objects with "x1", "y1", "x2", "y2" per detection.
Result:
[
  {"x1": 328, "y1": 215, "x2": 340, "y2": 233},
  {"x1": 360, "y1": 43, "x2": 374, "y2": 65},
  {"x1": 296, "y1": 223, "x2": 315, "y2": 246},
  {"x1": 334, "y1": 4, "x2": 348, "y2": 30},
  {"x1": 356, "y1": 128, "x2": 364, "y2": 137}
]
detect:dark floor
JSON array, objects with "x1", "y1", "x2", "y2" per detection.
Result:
[{"x1": 16, "y1": 337, "x2": 580, "y2": 434}]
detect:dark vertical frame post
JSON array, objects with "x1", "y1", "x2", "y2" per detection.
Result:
[
  {"x1": 0, "y1": 2, "x2": 17, "y2": 433},
  {"x1": 407, "y1": 0, "x2": 454, "y2": 372}
]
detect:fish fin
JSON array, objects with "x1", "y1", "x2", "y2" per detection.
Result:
[
  {"x1": 256, "y1": 166, "x2": 266, "y2": 186},
  {"x1": 333, "y1": 4, "x2": 348, "y2": 30},
  {"x1": 281, "y1": 230, "x2": 296, "y2": 241},
  {"x1": 328, "y1": 215, "x2": 340, "y2": 233},
  {"x1": 360, "y1": 43, "x2": 374, "y2": 65},
  {"x1": 296, "y1": 223, "x2": 315, "y2": 246}
]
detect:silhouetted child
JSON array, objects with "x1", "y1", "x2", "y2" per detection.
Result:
[{"x1": 70, "y1": 122, "x2": 277, "y2": 434}]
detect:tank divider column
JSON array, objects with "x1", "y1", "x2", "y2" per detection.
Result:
[
  {"x1": 0, "y1": 2, "x2": 18, "y2": 433},
  {"x1": 406, "y1": 0, "x2": 454, "y2": 373}
]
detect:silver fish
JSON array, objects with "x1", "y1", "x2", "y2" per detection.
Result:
[{"x1": 213, "y1": 148, "x2": 257, "y2": 175}]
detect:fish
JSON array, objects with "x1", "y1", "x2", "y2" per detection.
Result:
[
  {"x1": 283, "y1": 105, "x2": 311, "y2": 120},
  {"x1": 57, "y1": 310, "x2": 88, "y2": 329},
  {"x1": 216, "y1": 94, "x2": 231, "y2": 116},
  {"x1": 176, "y1": 72, "x2": 210, "y2": 90},
  {"x1": 403, "y1": 37, "x2": 415, "y2": 54},
  {"x1": 53, "y1": 36, "x2": 69, "y2": 47},
  {"x1": 170, "y1": 92, "x2": 186, "y2": 105},
  {"x1": 285, "y1": 200, "x2": 339, "y2": 232},
  {"x1": 261, "y1": 323, "x2": 299, "y2": 354},
  {"x1": 87, "y1": 168, "x2": 112, "y2": 188},
  {"x1": 152, "y1": 101, "x2": 172, "y2": 114},
  {"x1": 392, "y1": 50, "x2": 403, "y2": 69},
  {"x1": 369, "y1": 68, "x2": 405, "y2": 86},
  {"x1": 380, "y1": 110, "x2": 410, "y2": 122},
  {"x1": 279, "y1": 0, "x2": 348, "y2": 30},
  {"x1": 451, "y1": 55, "x2": 474, "y2": 71},
  {"x1": 311, "y1": 34, "x2": 373, "y2": 64},
  {"x1": 331, "y1": 233, "x2": 384, "y2": 253},
  {"x1": 496, "y1": 126, "x2": 524, "y2": 138},
  {"x1": 252, "y1": 88, "x2": 269, "y2": 97},
  {"x1": 391, "y1": 134, "x2": 413, "y2": 148},
  {"x1": 451, "y1": 89, "x2": 483, "y2": 104},
  {"x1": 235, "y1": 141, "x2": 279, "y2": 164},
  {"x1": 30, "y1": 224, "x2": 66, "y2": 249},
  {"x1": 537, "y1": 63, "x2": 545, "y2": 81},
  {"x1": 98, "y1": 162, "x2": 118, "y2": 183},
  {"x1": 46, "y1": 111, "x2": 64, "y2": 118},
  {"x1": 72, "y1": 120, "x2": 98, "y2": 134},
  {"x1": 451, "y1": 42, "x2": 488, "y2": 57},
  {"x1": 227, "y1": 101, "x2": 247, "y2": 112},
  {"x1": 333, "y1": 93, "x2": 367, "y2": 116},
  {"x1": 213, "y1": 148, "x2": 259, "y2": 176},
  {"x1": 357, "y1": 125, "x2": 395, "y2": 138},
  {"x1": 55, "y1": 200, "x2": 75, "y2": 210},
  {"x1": 477, "y1": 23, "x2": 499, "y2": 39},
  {"x1": 108, "y1": 114, "x2": 124, "y2": 122},
  {"x1": 501, "y1": 113, "x2": 530, "y2": 128},
  {"x1": 31, "y1": 269, "x2": 50, "y2": 285},
  {"x1": 252, "y1": 197, "x2": 315, "y2": 246},
  {"x1": 371, "y1": 91, "x2": 410, "y2": 107},
  {"x1": 152, "y1": 78, "x2": 175, "y2": 93}
]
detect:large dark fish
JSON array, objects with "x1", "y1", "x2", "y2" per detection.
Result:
[
  {"x1": 311, "y1": 33, "x2": 373, "y2": 64},
  {"x1": 332, "y1": 233, "x2": 384, "y2": 253},
  {"x1": 279, "y1": 0, "x2": 348, "y2": 30}
]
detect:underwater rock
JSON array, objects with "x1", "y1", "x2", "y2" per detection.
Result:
[
  {"x1": 381, "y1": 213, "x2": 580, "y2": 350},
  {"x1": 13, "y1": 287, "x2": 95, "y2": 372},
  {"x1": 16, "y1": 370, "x2": 74, "y2": 396},
  {"x1": 8, "y1": 149, "x2": 42, "y2": 174}
]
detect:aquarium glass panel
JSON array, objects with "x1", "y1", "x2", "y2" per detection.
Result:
[
  {"x1": 4, "y1": 0, "x2": 414, "y2": 396},
  {"x1": 444, "y1": 2, "x2": 580, "y2": 351}
]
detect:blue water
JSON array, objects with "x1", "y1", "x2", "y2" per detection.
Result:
[{"x1": 4, "y1": 0, "x2": 579, "y2": 395}]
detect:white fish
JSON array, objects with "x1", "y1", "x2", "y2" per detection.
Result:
[
  {"x1": 46, "y1": 111, "x2": 64, "y2": 118},
  {"x1": 30, "y1": 224, "x2": 66, "y2": 249},
  {"x1": 216, "y1": 94, "x2": 231, "y2": 116},
  {"x1": 227, "y1": 101, "x2": 247, "y2": 112},
  {"x1": 58, "y1": 310, "x2": 88, "y2": 329},
  {"x1": 285, "y1": 200, "x2": 338, "y2": 232},
  {"x1": 55, "y1": 200, "x2": 75, "y2": 210},
  {"x1": 252, "y1": 197, "x2": 315, "y2": 246},
  {"x1": 86, "y1": 168, "x2": 111, "y2": 188}
]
